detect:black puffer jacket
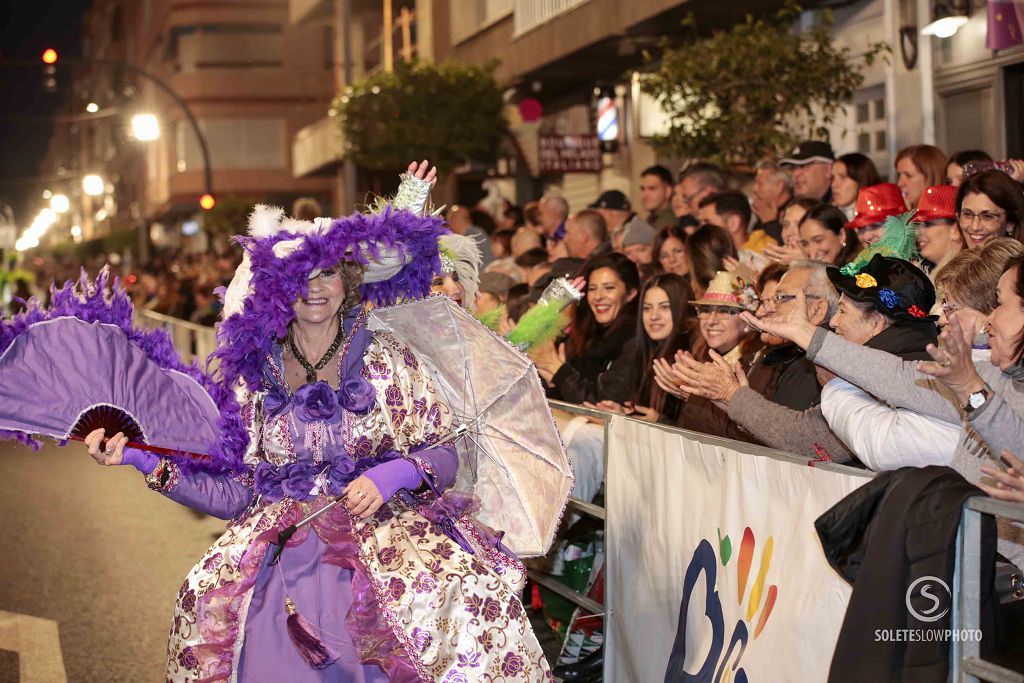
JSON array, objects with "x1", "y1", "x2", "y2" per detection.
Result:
[{"x1": 817, "y1": 466, "x2": 998, "y2": 683}]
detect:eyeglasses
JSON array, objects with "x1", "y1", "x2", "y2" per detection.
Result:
[
  {"x1": 940, "y1": 302, "x2": 967, "y2": 317},
  {"x1": 958, "y1": 209, "x2": 1006, "y2": 229},
  {"x1": 696, "y1": 305, "x2": 742, "y2": 317},
  {"x1": 765, "y1": 293, "x2": 821, "y2": 306}
]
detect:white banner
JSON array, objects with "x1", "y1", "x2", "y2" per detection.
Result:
[{"x1": 605, "y1": 417, "x2": 873, "y2": 683}]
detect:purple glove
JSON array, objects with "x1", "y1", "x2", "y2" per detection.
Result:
[
  {"x1": 363, "y1": 458, "x2": 422, "y2": 503},
  {"x1": 121, "y1": 446, "x2": 160, "y2": 474}
]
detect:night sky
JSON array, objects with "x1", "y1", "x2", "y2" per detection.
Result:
[{"x1": 0, "y1": 0, "x2": 94, "y2": 228}]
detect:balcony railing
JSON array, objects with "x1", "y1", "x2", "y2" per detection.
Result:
[
  {"x1": 513, "y1": 0, "x2": 591, "y2": 37},
  {"x1": 292, "y1": 115, "x2": 345, "y2": 177}
]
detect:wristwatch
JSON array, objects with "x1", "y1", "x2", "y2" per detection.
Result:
[{"x1": 962, "y1": 384, "x2": 993, "y2": 414}]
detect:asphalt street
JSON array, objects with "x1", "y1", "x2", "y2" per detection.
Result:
[{"x1": 0, "y1": 441, "x2": 224, "y2": 682}]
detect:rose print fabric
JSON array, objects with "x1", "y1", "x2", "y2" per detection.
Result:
[{"x1": 154, "y1": 326, "x2": 551, "y2": 682}]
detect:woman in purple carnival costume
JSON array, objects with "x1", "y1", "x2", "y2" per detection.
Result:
[{"x1": 82, "y1": 162, "x2": 553, "y2": 682}]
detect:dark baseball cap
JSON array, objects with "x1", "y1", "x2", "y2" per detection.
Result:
[
  {"x1": 589, "y1": 190, "x2": 631, "y2": 212},
  {"x1": 779, "y1": 141, "x2": 835, "y2": 166}
]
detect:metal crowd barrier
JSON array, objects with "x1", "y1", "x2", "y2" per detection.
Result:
[
  {"x1": 528, "y1": 400, "x2": 611, "y2": 617},
  {"x1": 141, "y1": 313, "x2": 1024, "y2": 679},
  {"x1": 135, "y1": 310, "x2": 219, "y2": 367},
  {"x1": 534, "y1": 401, "x2": 871, "y2": 644},
  {"x1": 952, "y1": 497, "x2": 1024, "y2": 683}
]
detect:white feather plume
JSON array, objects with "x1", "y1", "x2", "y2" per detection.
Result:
[
  {"x1": 279, "y1": 217, "x2": 322, "y2": 235},
  {"x1": 247, "y1": 204, "x2": 286, "y2": 237},
  {"x1": 221, "y1": 252, "x2": 254, "y2": 319},
  {"x1": 439, "y1": 233, "x2": 483, "y2": 312}
]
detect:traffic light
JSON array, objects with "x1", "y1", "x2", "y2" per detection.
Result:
[
  {"x1": 41, "y1": 48, "x2": 58, "y2": 93},
  {"x1": 199, "y1": 194, "x2": 216, "y2": 210}
]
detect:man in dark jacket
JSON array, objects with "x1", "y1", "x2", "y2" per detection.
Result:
[{"x1": 745, "y1": 260, "x2": 837, "y2": 411}]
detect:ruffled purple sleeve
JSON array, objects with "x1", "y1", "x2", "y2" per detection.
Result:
[
  {"x1": 408, "y1": 443, "x2": 458, "y2": 493},
  {"x1": 145, "y1": 459, "x2": 254, "y2": 520}
]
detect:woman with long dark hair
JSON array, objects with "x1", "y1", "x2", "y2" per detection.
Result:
[
  {"x1": 529, "y1": 252, "x2": 640, "y2": 404},
  {"x1": 585, "y1": 273, "x2": 693, "y2": 422},
  {"x1": 798, "y1": 204, "x2": 860, "y2": 267},
  {"x1": 684, "y1": 224, "x2": 738, "y2": 296}
]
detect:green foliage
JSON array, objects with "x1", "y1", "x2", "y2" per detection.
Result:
[
  {"x1": 332, "y1": 60, "x2": 505, "y2": 173},
  {"x1": 641, "y1": 3, "x2": 889, "y2": 166},
  {"x1": 202, "y1": 195, "x2": 253, "y2": 239}
]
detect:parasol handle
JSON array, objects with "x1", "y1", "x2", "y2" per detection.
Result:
[{"x1": 67, "y1": 435, "x2": 210, "y2": 461}]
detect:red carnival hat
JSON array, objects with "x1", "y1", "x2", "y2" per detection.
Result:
[
  {"x1": 915, "y1": 185, "x2": 957, "y2": 223},
  {"x1": 846, "y1": 183, "x2": 907, "y2": 230}
]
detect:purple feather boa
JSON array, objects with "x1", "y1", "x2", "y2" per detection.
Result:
[
  {"x1": 211, "y1": 206, "x2": 447, "y2": 395},
  {"x1": 1, "y1": 207, "x2": 445, "y2": 476},
  {"x1": 0, "y1": 267, "x2": 246, "y2": 475}
]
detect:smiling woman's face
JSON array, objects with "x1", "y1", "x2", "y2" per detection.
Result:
[
  {"x1": 642, "y1": 286, "x2": 675, "y2": 341},
  {"x1": 587, "y1": 267, "x2": 634, "y2": 325},
  {"x1": 294, "y1": 268, "x2": 345, "y2": 324},
  {"x1": 988, "y1": 266, "x2": 1024, "y2": 369}
]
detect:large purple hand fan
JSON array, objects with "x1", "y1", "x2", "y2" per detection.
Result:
[{"x1": 0, "y1": 269, "x2": 241, "y2": 469}]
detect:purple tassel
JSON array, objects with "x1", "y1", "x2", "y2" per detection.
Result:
[{"x1": 284, "y1": 597, "x2": 338, "y2": 669}]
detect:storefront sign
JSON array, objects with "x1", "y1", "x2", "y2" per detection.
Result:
[{"x1": 539, "y1": 135, "x2": 602, "y2": 173}]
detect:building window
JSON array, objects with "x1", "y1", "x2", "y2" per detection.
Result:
[
  {"x1": 176, "y1": 119, "x2": 286, "y2": 171},
  {"x1": 513, "y1": 0, "x2": 590, "y2": 37},
  {"x1": 849, "y1": 85, "x2": 887, "y2": 171},
  {"x1": 172, "y1": 24, "x2": 284, "y2": 70},
  {"x1": 451, "y1": 0, "x2": 513, "y2": 44}
]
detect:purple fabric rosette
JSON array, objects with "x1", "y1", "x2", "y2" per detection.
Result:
[
  {"x1": 293, "y1": 382, "x2": 341, "y2": 424},
  {"x1": 337, "y1": 375, "x2": 375, "y2": 414},
  {"x1": 253, "y1": 449, "x2": 361, "y2": 502}
]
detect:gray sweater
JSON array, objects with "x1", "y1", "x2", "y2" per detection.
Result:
[{"x1": 805, "y1": 328, "x2": 1024, "y2": 568}]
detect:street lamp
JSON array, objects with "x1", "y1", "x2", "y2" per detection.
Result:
[
  {"x1": 86, "y1": 102, "x2": 99, "y2": 113},
  {"x1": 83, "y1": 174, "x2": 105, "y2": 196},
  {"x1": 39, "y1": 208, "x2": 57, "y2": 225},
  {"x1": 131, "y1": 113, "x2": 160, "y2": 141},
  {"x1": 921, "y1": 1, "x2": 970, "y2": 37},
  {"x1": 50, "y1": 194, "x2": 70, "y2": 213}
]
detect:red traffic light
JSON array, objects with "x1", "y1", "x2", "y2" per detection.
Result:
[
  {"x1": 42, "y1": 49, "x2": 58, "y2": 65},
  {"x1": 199, "y1": 194, "x2": 216, "y2": 210}
]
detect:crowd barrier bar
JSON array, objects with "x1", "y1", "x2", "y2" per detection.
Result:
[
  {"x1": 530, "y1": 401, "x2": 612, "y2": 618},
  {"x1": 952, "y1": 496, "x2": 1024, "y2": 683},
  {"x1": 135, "y1": 310, "x2": 218, "y2": 367}
]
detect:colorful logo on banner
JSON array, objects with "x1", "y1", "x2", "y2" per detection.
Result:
[{"x1": 665, "y1": 527, "x2": 779, "y2": 683}]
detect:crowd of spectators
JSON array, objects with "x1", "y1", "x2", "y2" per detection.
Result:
[
  {"x1": 443, "y1": 142, "x2": 1024, "y2": 669},
  {"x1": 8, "y1": 140, "x2": 1024, "y2": 669}
]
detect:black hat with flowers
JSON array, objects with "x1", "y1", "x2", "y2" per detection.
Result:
[{"x1": 826, "y1": 253, "x2": 938, "y2": 323}]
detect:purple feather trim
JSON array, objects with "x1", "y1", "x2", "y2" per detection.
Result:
[
  {"x1": 211, "y1": 206, "x2": 447, "y2": 396},
  {"x1": 0, "y1": 429, "x2": 42, "y2": 451},
  {"x1": 0, "y1": 267, "x2": 246, "y2": 475}
]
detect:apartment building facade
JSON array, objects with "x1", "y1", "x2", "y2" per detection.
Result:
[{"x1": 292, "y1": 0, "x2": 1024, "y2": 213}]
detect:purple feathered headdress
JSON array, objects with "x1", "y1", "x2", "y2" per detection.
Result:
[{"x1": 211, "y1": 204, "x2": 448, "y2": 399}]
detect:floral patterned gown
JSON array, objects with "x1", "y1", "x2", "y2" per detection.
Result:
[{"x1": 144, "y1": 310, "x2": 552, "y2": 682}]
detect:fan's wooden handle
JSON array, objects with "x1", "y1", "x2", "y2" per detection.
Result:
[{"x1": 67, "y1": 435, "x2": 210, "y2": 461}]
